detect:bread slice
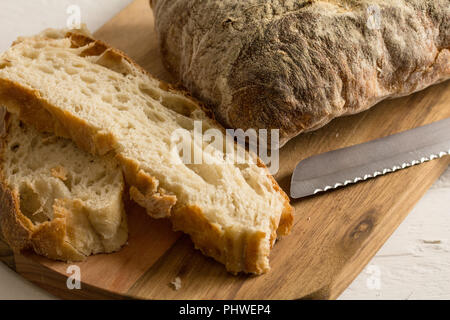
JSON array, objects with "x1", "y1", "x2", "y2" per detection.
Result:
[
  {"x1": 0, "y1": 109, "x2": 127, "y2": 261},
  {"x1": 0, "y1": 27, "x2": 293, "y2": 274}
]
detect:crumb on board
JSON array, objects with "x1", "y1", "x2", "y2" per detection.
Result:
[
  {"x1": 171, "y1": 277, "x2": 182, "y2": 291},
  {"x1": 51, "y1": 166, "x2": 68, "y2": 181},
  {"x1": 422, "y1": 240, "x2": 442, "y2": 244}
]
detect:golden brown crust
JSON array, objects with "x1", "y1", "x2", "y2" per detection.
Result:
[
  {"x1": 66, "y1": 32, "x2": 150, "y2": 76},
  {"x1": 29, "y1": 204, "x2": 85, "y2": 261},
  {"x1": 255, "y1": 158, "x2": 293, "y2": 237},
  {"x1": 171, "y1": 205, "x2": 271, "y2": 274},
  {"x1": 0, "y1": 184, "x2": 34, "y2": 252},
  {"x1": 244, "y1": 230, "x2": 268, "y2": 274},
  {"x1": 116, "y1": 154, "x2": 178, "y2": 218},
  {"x1": 129, "y1": 186, "x2": 177, "y2": 219},
  {"x1": 0, "y1": 78, "x2": 69, "y2": 137},
  {"x1": 277, "y1": 203, "x2": 294, "y2": 238}
]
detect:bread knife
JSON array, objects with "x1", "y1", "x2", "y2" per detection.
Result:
[{"x1": 290, "y1": 118, "x2": 450, "y2": 199}]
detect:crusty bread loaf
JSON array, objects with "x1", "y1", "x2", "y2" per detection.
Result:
[
  {"x1": 151, "y1": 0, "x2": 450, "y2": 147},
  {"x1": 0, "y1": 110, "x2": 127, "y2": 261},
  {"x1": 0, "y1": 27, "x2": 293, "y2": 274}
]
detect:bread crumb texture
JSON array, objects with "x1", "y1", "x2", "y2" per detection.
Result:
[
  {"x1": 0, "y1": 27, "x2": 293, "y2": 274},
  {"x1": 0, "y1": 112, "x2": 127, "y2": 261},
  {"x1": 171, "y1": 277, "x2": 182, "y2": 290}
]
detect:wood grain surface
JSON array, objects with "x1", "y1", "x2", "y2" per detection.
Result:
[
  {"x1": 6, "y1": 0, "x2": 450, "y2": 300},
  {"x1": 0, "y1": 229, "x2": 14, "y2": 270}
]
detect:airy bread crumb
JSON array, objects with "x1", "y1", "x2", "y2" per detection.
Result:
[
  {"x1": 51, "y1": 166, "x2": 68, "y2": 181},
  {"x1": 171, "y1": 277, "x2": 182, "y2": 291},
  {"x1": 0, "y1": 113, "x2": 128, "y2": 261},
  {"x1": 0, "y1": 27, "x2": 293, "y2": 274}
]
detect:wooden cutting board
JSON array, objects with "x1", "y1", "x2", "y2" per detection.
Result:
[{"x1": 1, "y1": 0, "x2": 449, "y2": 300}]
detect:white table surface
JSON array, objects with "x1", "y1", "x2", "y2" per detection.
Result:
[{"x1": 0, "y1": 0, "x2": 449, "y2": 300}]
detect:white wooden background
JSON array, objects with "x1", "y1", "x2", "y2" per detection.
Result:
[{"x1": 0, "y1": 0, "x2": 448, "y2": 300}]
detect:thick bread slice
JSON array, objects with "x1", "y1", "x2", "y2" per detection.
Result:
[
  {"x1": 0, "y1": 27, "x2": 293, "y2": 274},
  {"x1": 0, "y1": 110, "x2": 127, "y2": 261}
]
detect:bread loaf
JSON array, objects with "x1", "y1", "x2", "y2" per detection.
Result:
[
  {"x1": 0, "y1": 110, "x2": 127, "y2": 261},
  {"x1": 151, "y1": 0, "x2": 450, "y2": 147},
  {"x1": 0, "y1": 27, "x2": 293, "y2": 274}
]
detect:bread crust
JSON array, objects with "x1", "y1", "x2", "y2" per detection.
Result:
[
  {"x1": 171, "y1": 205, "x2": 272, "y2": 274},
  {"x1": 0, "y1": 183, "x2": 35, "y2": 253},
  {"x1": 152, "y1": 0, "x2": 450, "y2": 147},
  {"x1": 0, "y1": 29, "x2": 293, "y2": 274}
]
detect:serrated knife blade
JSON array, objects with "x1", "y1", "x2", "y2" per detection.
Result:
[{"x1": 290, "y1": 118, "x2": 450, "y2": 199}]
